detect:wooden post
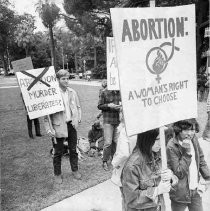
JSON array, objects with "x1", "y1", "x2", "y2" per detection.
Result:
[
  {"x1": 149, "y1": 0, "x2": 171, "y2": 210},
  {"x1": 159, "y1": 126, "x2": 171, "y2": 211}
]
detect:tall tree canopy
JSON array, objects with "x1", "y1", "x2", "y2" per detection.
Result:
[
  {"x1": 63, "y1": 0, "x2": 209, "y2": 78},
  {"x1": 36, "y1": 0, "x2": 60, "y2": 69},
  {"x1": 63, "y1": 0, "x2": 119, "y2": 39},
  {"x1": 0, "y1": 0, "x2": 20, "y2": 73},
  {"x1": 14, "y1": 13, "x2": 36, "y2": 57}
]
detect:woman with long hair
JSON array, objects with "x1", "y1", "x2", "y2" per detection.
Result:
[{"x1": 121, "y1": 128, "x2": 177, "y2": 211}]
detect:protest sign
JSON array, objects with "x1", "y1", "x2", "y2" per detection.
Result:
[
  {"x1": 107, "y1": 37, "x2": 120, "y2": 90},
  {"x1": 16, "y1": 66, "x2": 64, "y2": 119},
  {"x1": 111, "y1": 5, "x2": 197, "y2": 136},
  {"x1": 11, "y1": 57, "x2": 33, "y2": 72}
]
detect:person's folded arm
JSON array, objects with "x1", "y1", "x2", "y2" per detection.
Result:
[{"x1": 166, "y1": 146, "x2": 191, "y2": 179}]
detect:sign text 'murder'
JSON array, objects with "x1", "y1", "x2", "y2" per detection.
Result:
[{"x1": 122, "y1": 17, "x2": 188, "y2": 42}]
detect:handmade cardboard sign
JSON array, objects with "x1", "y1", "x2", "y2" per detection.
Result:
[
  {"x1": 111, "y1": 5, "x2": 197, "y2": 136},
  {"x1": 16, "y1": 66, "x2": 64, "y2": 119},
  {"x1": 11, "y1": 57, "x2": 33, "y2": 72},
  {"x1": 107, "y1": 37, "x2": 120, "y2": 90}
]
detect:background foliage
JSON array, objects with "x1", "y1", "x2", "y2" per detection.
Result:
[{"x1": 0, "y1": 0, "x2": 209, "y2": 80}]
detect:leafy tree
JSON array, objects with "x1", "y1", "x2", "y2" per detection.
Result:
[
  {"x1": 81, "y1": 33, "x2": 105, "y2": 69},
  {"x1": 30, "y1": 31, "x2": 52, "y2": 68},
  {"x1": 65, "y1": 0, "x2": 208, "y2": 79},
  {"x1": 0, "y1": 0, "x2": 20, "y2": 74},
  {"x1": 63, "y1": 0, "x2": 119, "y2": 76},
  {"x1": 36, "y1": 0, "x2": 60, "y2": 70},
  {"x1": 14, "y1": 13, "x2": 36, "y2": 57},
  {"x1": 53, "y1": 27, "x2": 83, "y2": 71},
  {"x1": 63, "y1": 0, "x2": 117, "y2": 39}
]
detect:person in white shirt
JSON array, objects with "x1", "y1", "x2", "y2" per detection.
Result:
[
  {"x1": 111, "y1": 111, "x2": 137, "y2": 211},
  {"x1": 44, "y1": 69, "x2": 82, "y2": 184},
  {"x1": 111, "y1": 111, "x2": 137, "y2": 187}
]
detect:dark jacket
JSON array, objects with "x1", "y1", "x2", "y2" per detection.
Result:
[
  {"x1": 88, "y1": 125, "x2": 103, "y2": 150},
  {"x1": 166, "y1": 136, "x2": 210, "y2": 203},
  {"x1": 121, "y1": 148, "x2": 162, "y2": 211}
]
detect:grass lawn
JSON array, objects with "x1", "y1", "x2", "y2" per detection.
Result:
[
  {"x1": 1, "y1": 84, "x2": 111, "y2": 211},
  {"x1": 0, "y1": 81, "x2": 208, "y2": 211}
]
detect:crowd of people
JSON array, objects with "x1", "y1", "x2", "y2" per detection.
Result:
[
  {"x1": 97, "y1": 76, "x2": 210, "y2": 210},
  {"x1": 21, "y1": 69, "x2": 210, "y2": 210}
]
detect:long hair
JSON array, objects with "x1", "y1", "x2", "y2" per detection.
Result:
[{"x1": 136, "y1": 128, "x2": 159, "y2": 158}]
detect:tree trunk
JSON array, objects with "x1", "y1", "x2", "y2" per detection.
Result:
[
  {"x1": 25, "y1": 46, "x2": 29, "y2": 57},
  {"x1": 74, "y1": 53, "x2": 78, "y2": 72},
  {"x1": 49, "y1": 25, "x2": 56, "y2": 70},
  {"x1": 0, "y1": 53, "x2": 7, "y2": 75},
  {"x1": 94, "y1": 46, "x2": 97, "y2": 68},
  {"x1": 6, "y1": 46, "x2": 11, "y2": 73}
]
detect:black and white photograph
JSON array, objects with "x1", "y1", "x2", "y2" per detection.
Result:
[{"x1": 0, "y1": 0, "x2": 210, "y2": 211}]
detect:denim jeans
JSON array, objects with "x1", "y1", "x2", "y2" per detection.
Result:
[
  {"x1": 171, "y1": 190, "x2": 203, "y2": 211},
  {"x1": 53, "y1": 122, "x2": 78, "y2": 176},
  {"x1": 103, "y1": 123, "x2": 119, "y2": 162}
]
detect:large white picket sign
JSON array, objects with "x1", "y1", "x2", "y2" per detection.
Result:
[
  {"x1": 111, "y1": 5, "x2": 197, "y2": 136},
  {"x1": 16, "y1": 66, "x2": 64, "y2": 119},
  {"x1": 107, "y1": 37, "x2": 120, "y2": 90}
]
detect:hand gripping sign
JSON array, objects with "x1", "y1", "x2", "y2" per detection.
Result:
[{"x1": 16, "y1": 66, "x2": 64, "y2": 119}]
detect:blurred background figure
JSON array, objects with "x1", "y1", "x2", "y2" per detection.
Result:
[
  {"x1": 99, "y1": 79, "x2": 107, "y2": 98},
  {"x1": 88, "y1": 120, "x2": 104, "y2": 157},
  {"x1": 26, "y1": 116, "x2": 42, "y2": 139},
  {"x1": 20, "y1": 93, "x2": 41, "y2": 139}
]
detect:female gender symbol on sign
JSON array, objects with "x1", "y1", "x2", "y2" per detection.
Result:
[{"x1": 146, "y1": 38, "x2": 180, "y2": 83}]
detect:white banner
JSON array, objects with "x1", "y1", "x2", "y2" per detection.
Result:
[
  {"x1": 111, "y1": 5, "x2": 197, "y2": 136},
  {"x1": 16, "y1": 66, "x2": 64, "y2": 119},
  {"x1": 12, "y1": 57, "x2": 33, "y2": 72},
  {"x1": 107, "y1": 37, "x2": 120, "y2": 90}
]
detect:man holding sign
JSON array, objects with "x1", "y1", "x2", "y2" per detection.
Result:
[{"x1": 44, "y1": 69, "x2": 82, "y2": 183}]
